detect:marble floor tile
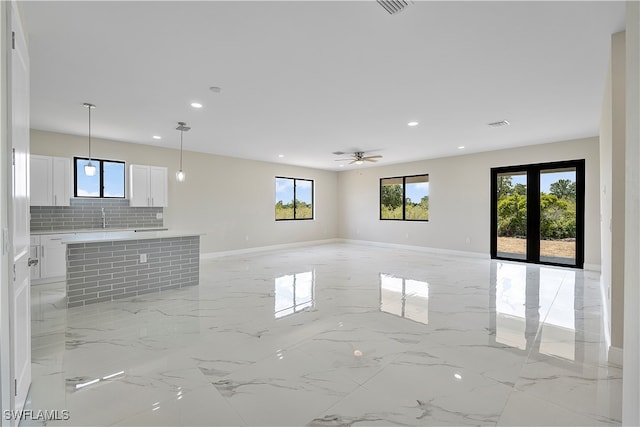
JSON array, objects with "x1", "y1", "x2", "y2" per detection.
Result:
[{"x1": 25, "y1": 243, "x2": 620, "y2": 426}]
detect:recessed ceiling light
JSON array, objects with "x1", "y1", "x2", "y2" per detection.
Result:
[
  {"x1": 278, "y1": 154, "x2": 285, "y2": 158},
  {"x1": 339, "y1": 164, "x2": 345, "y2": 168},
  {"x1": 152, "y1": 135, "x2": 162, "y2": 140},
  {"x1": 209, "y1": 86, "x2": 222, "y2": 93},
  {"x1": 190, "y1": 102, "x2": 203, "y2": 109},
  {"x1": 407, "y1": 121, "x2": 419, "y2": 127},
  {"x1": 458, "y1": 146, "x2": 465, "y2": 149}
]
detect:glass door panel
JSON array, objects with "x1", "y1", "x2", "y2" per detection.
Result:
[
  {"x1": 539, "y1": 167, "x2": 577, "y2": 265},
  {"x1": 496, "y1": 171, "x2": 528, "y2": 260}
]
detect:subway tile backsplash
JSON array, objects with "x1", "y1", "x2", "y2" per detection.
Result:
[{"x1": 30, "y1": 198, "x2": 163, "y2": 232}]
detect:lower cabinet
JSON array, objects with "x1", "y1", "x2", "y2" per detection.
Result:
[{"x1": 31, "y1": 233, "x2": 70, "y2": 284}]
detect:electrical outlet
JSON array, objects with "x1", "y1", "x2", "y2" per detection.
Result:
[
  {"x1": 140, "y1": 253, "x2": 147, "y2": 263},
  {"x1": 156, "y1": 212, "x2": 163, "y2": 220}
]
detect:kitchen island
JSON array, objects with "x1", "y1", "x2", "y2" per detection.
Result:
[{"x1": 61, "y1": 230, "x2": 202, "y2": 307}]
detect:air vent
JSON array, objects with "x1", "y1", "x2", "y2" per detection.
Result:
[
  {"x1": 487, "y1": 120, "x2": 510, "y2": 128},
  {"x1": 377, "y1": 0, "x2": 412, "y2": 15}
]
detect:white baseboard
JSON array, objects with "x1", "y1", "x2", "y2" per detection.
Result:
[
  {"x1": 200, "y1": 238, "x2": 340, "y2": 259},
  {"x1": 608, "y1": 346, "x2": 623, "y2": 367},
  {"x1": 584, "y1": 263, "x2": 602, "y2": 272},
  {"x1": 337, "y1": 238, "x2": 489, "y2": 259}
]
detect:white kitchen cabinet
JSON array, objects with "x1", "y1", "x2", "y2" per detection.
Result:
[
  {"x1": 30, "y1": 155, "x2": 70, "y2": 206},
  {"x1": 129, "y1": 164, "x2": 167, "y2": 207},
  {"x1": 31, "y1": 233, "x2": 70, "y2": 284}
]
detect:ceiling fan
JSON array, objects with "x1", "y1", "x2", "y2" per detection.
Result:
[{"x1": 333, "y1": 151, "x2": 382, "y2": 165}]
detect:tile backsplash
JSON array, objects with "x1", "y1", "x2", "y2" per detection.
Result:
[{"x1": 30, "y1": 198, "x2": 163, "y2": 232}]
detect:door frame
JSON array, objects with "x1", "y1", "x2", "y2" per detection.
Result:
[{"x1": 490, "y1": 159, "x2": 585, "y2": 268}]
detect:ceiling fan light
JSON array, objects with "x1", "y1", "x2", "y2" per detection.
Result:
[
  {"x1": 84, "y1": 161, "x2": 97, "y2": 177},
  {"x1": 354, "y1": 160, "x2": 364, "y2": 165}
]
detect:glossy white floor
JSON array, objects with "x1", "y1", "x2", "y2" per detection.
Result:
[{"x1": 25, "y1": 243, "x2": 621, "y2": 426}]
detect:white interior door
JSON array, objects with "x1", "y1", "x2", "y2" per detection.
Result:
[{"x1": 9, "y1": 1, "x2": 31, "y2": 413}]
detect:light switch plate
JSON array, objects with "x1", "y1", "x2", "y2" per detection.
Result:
[{"x1": 156, "y1": 213, "x2": 163, "y2": 219}]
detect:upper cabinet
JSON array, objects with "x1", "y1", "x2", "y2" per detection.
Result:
[
  {"x1": 129, "y1": 164, "x2": 168, "y2": 207},
  {"x1": 30, "y1": 155, "x2": 70, "y2": 206}
]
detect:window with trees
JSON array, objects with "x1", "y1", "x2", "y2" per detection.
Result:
[
  {"x1": 275, "y1": 177, "x2": 314, "y2": 220},
  {"x1": 380, "y1": 174, "x2": 429, "y2": 221},
  {"x1": 491, "y1": 160, "x2": 584, "y2": 268},
  {"x1": 74, "y1": 157, "x2": 125, "y2": 198}
]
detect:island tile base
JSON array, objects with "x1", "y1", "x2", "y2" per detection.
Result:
[{"x1": 66, "y1": 236, "x2": 200, "y2": 307}]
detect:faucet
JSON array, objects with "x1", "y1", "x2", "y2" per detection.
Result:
[{"x1": 101, "y1": 208, "x2": 106, "y2": 229}]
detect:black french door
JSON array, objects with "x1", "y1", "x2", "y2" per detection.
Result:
[{"x1": 491, "y1": 160, "x2": 585, "y2": 268}]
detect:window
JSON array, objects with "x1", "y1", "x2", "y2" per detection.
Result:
[
  {"x1": 275, "y1": 177, "x2": 314, "y2": 220},
  {"x1": 380, "y1": 174, "x2": 429, "y2": 221},
  {"x1": 74, "y1": 157, "x2": 125, "y2": 198},
  {"x1": 490, "y1": 160, "x2": 584, "y2": 268}
]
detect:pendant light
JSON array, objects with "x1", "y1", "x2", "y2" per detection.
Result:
[
  {"x1": 83, "y1": 103, "x2": 97, "y2": 176},
  {"x1": 176, "y1": 121, "x2": 190, "y2": 182}
]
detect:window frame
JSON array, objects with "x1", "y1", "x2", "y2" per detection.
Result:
[
  {"x1": 379, "y1": 173, "x2": 429, "y2": 221},
  {"x1": 275, "y1": 176, "x2": 315, "y2": 221},
  {"x1": 73, "y1": 156, "x2": 126, "y2": 199},
  {"x1": 490, "y1": 159, "x2": 585, "y2": 268}
]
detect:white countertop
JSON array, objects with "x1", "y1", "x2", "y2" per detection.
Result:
[
  {"x1": 32, "y1": 227, "x2": 168, "y2": 235},
  {"x1": 61, "y1": 230, "x2": 203, "y2": 244}
]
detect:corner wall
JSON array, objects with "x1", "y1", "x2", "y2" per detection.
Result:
[
  {"x1": 337, "y1": 137, "x2": 601, "y2": 268},
  {"x1": 600, "y1": 31, "x2": 626, "y2": 359},
  {"x1": 623, "y1": 1, "x2": 640, "y2": 424},
  {"x1": 30, "y1": 130, "x2": 339, "y2": 255}
]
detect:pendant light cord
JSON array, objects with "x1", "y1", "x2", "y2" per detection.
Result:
[
  {"x1": 83, "y1": 103, "x2": 95, "y2": 160},
  {"x1": 179, "y1": 128, "x2": 183, "y2": 170},
  {"x1": 88, "y1": 105, "x2": 92, "y2": 160}
]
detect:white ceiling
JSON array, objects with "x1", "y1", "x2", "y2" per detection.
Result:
[{"x1": 20, "y1": 1, "x2": 626, "y2": 171}]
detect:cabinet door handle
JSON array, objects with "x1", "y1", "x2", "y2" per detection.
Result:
[
  {"x1": 49, "y1": 238, "x2": 62, "y2": 241},
  {"x1": 41, "y1": 246, "x2": 45, "y2": 258},
  {"x1": 151, "y1": 197, "x2": 154, "y2": 206},
  {"x1": 147, "y1": 197, "x2": 150, "y2": 206},
  {"x1": 35, "y1": 246, "x2": 38, "y2": 258},
  {"x1": 54, "y1": 195, "x2": 57, "y2": 205}
]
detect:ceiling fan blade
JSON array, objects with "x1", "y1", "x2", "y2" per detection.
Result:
[
  {"x1": 335, "y1": 158, "x2": 353, "y2": 162},
  {"x1": 349, "y1": 160, "x2": 358, "y2": 164},
  {"x1": 364, "y1": 158, "x2": 378, "y2": 162},
  {"x1": 363, "y1": 155, "x2": 383, "y2": 159}
]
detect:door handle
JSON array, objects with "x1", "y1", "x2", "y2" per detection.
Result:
[{"x1": 28, "y1": 258, "x2": 39, "y2": 267}]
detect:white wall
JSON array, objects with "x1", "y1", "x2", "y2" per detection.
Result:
[
  {"x1": 600, "y1": 45, "x2": 613, "y2": 351},
  {"x1": 30, "y1": 129, "x2": 339, "y2": 255},
  {"x1": 600, "y1": 31, "x2": 626, "y2": 357},
  {"x1": 623, "y1": 1, "x2": 640, "y2": 424},
  {"x1": 338, "y1": 137, "x2": 601, "y2": 268}
]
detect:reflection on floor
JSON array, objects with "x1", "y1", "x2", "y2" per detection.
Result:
[{"x1": 26, "y1": 243, "x2": 620, "y2": 426}]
